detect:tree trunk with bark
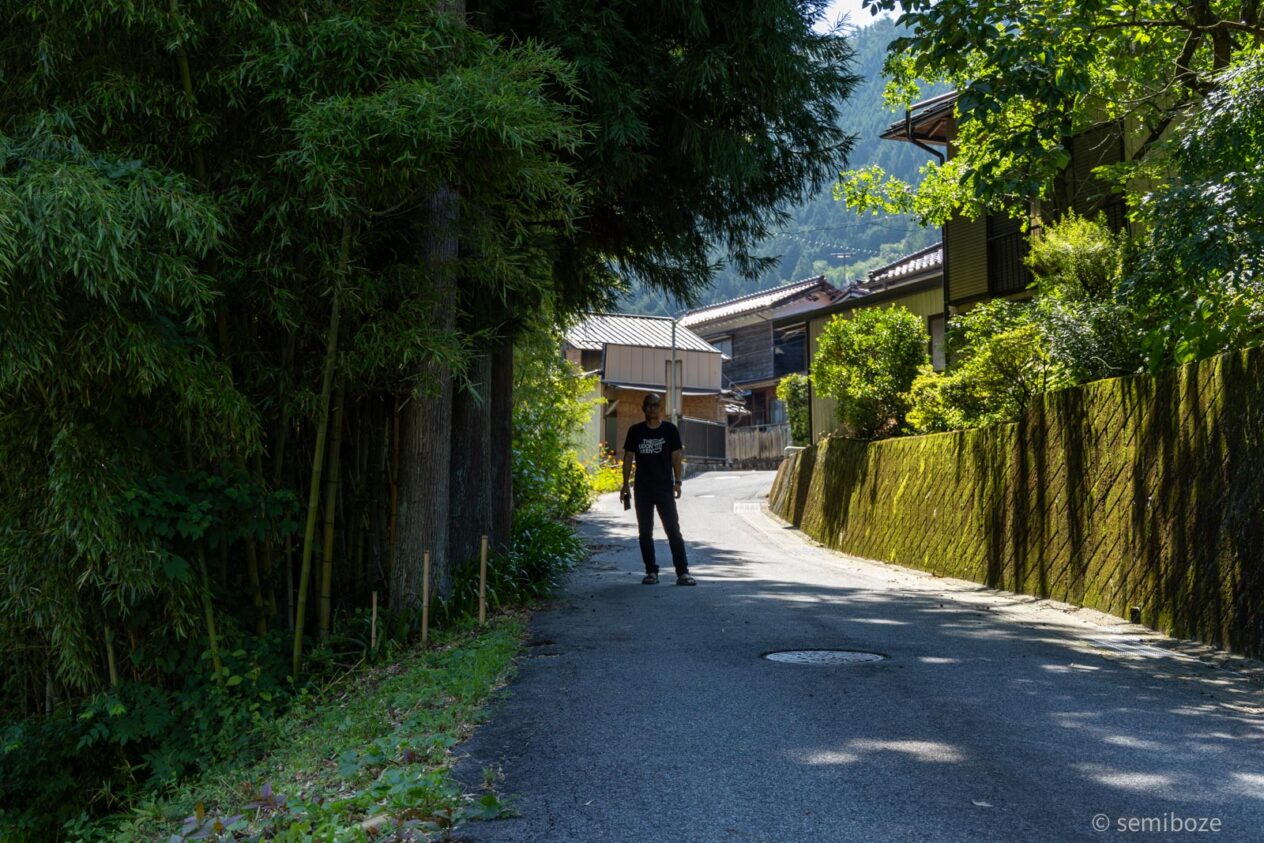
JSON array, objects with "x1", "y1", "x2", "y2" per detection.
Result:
[
  {"x1": 448, "y1": 352, "x2": 492, "y2": 568},
  {"x1": 488, "y1": 335, "x2": 514, "y2": 552},
  {"x1": 392, "y1": 185, "x2": 459, "y2": 609}
]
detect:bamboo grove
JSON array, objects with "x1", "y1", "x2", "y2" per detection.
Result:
[{"x1": 0, "y1": 1, "x2": 856, "y2": 833}]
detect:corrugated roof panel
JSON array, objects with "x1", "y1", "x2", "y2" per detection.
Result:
[{"x1": 564, "y1": 313, "x2": 720, "y2": 353}]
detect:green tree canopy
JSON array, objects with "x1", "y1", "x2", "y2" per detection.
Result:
[
  {"x1": 478, "y1": 0, "x2": 860, "y2": 308},
  {"x1": 846, "y1": 0, "x2": 1264, "y2": 221},
  {"x1": 1125, "y1": 54, "x2": 1264, "y2": 367},
  {"x1": 813, "y1": 306, "x2": 928, "y2": 438}
]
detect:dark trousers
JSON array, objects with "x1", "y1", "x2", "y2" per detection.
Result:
[{"x1": 634, "y1": 490, "x2": 688, "y2": 576}]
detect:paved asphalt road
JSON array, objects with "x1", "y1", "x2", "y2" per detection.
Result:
[{"x1": 455, "y1": 471, "x2": 1264, "y2": 842}]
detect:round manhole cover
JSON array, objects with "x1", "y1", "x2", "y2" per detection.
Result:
[{"x1": 762, "y1": 649, "x2": 886, "y2": 665}]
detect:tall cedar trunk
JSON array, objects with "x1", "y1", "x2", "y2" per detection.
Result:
[
  {"x1": 449, "y1": 352, "x2": 492, "y2": 568},
  {"x1": 488, "y1": 336, "x2": 514, "y2": 552},
  {"x1": 392, "y1": 184, "x2": 459, "y2": 609}
]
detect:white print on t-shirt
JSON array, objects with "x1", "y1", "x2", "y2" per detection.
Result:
[{"x1": 638, "y1": 437, "x2": 666, "y2": 455}]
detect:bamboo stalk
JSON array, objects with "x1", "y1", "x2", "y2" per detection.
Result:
[
  {"x1": 104, "y1": 625, "x2": 120, "y2": 688},
  {"x1": 319, "y1": 384, "x2": 346, "y2": 639},
  {"x1": 169, "y1": 0, "x2": 207, "y2": 183},
  {"x1": 255, "y1": 450, "x2": 278, "y2": 624},
  {"x1": 196, "y1": 543, "x2": 224, "y2": 676},
  {"x1": 386, "y1": 403, "x2": 401, "y2": 598},
  {"x1": 292, "y1": 222, "x2": 350, "y2": 678},
  {"x1": 218, "y1": 539, "x2": 228, "y2": 589},
  {"x1": 479, "y1": 534, "x2": 489, "y2": 626},
  {"x1": 285, "y1": 534, "x2": 294, "y2": 631},
  {"x1": 421, "y1": 550, "x2": 431, "y2": 645},
  {"x1": 370, "y1": 591, "x2": 378, "y2": 652}
]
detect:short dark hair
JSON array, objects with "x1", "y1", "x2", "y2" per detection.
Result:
[{"x1": 642, "y1": 392, "x2": 661, "y2": 410}]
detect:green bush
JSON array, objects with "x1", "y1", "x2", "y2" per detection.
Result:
[
  {"x1": 1028, "y1": 214, "x2": 1143, "y2": 382},
  {"x1": 511, "y1": 331, "x2": 601, "y2": 518},
  {"x1": 776, "y1": 373, "x2": 811, "y2": 445},
  {"x1": 586, "y1": 453, "x2": 624, "y2": 495},
  {"x1": 909, "y1": 215, "x2": 1143, "y2": 434},
  {"x1": 433, "y1": 505, "x2": 585, "y2": 627},
  {"x1": 813, "y1": 306, "x2": 929, "y2": 438},
  {"x1": 905, "y1": 365, "x2": 964, "y2": 433},
  {"x1": 1, "y1": 625, "x2": 303, "y2": 839},
  {"x1": 908, "y1": 300, "x2": 1074, "y2": 432}
]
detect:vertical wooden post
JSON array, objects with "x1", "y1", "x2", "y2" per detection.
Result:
[
  {"x1": 421, "y1": 550, "x2": 431, "y2": 645},
  {"x1": 370, "y1": 591, "x2": 378, "y2": 652},
  {"x1": 478, "y1": 534, "x2": 489, "y2": 626}
]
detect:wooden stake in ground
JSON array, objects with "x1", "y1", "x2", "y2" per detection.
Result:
[
  {"x1": 421, "y1": 550, "x2": 431, "y2": 645},
  {"x1": 479, "y1": 534, "x2": 489, "y2": 626},
  {"x1": 370, "y1": 591, "x2": 378, "y2": 652}
]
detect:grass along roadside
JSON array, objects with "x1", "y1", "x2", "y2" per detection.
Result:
[{"x1": 84, "y1": 615, "x2": 525, "y2": 842}]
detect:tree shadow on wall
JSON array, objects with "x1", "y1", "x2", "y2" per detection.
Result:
[
  {"x1": 1127, "y1": 349, "x2": 1264, "y2": 658},
  {"x1": 809, "y1": 437, "x2": 871, "y2": 550}
]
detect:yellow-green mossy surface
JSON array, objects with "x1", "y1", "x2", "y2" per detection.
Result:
[{"x1": 771, "y1": 346, "x2": 1264, "y2": 658}]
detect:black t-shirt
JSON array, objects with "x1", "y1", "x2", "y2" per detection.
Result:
[{"x1": 623, "y1": 421, "x2": 682, "y2": 495}]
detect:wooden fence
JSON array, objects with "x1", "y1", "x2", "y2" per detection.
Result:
[{"x1": 727, "y1": 422, "x2": 791, "y2": 464}]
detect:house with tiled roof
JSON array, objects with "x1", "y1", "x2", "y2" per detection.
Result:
[
  {"x1": 786, "y1": 244, "x2": 946, "y2": 442},
  {"x1": 563, "y1": 314, "x2": 731, "y2": 461},
  {"x1": 679, "y1": 276, "x2": 844, "y2": 427}
]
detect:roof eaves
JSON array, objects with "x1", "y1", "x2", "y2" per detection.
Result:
[{"x1": 678, "y1": 276, "x2": 829, "y2": 326}]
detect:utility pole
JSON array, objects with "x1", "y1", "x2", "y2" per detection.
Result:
[{"x1": 670, "y1": 317, "x2": 679, "y2": 427}]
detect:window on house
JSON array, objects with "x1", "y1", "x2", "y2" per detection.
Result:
[
  {"x1": 1070, "y1": 123, "x2": 1125, "y2": 221},
  {"x1": 987, "y1": 211, "x2": 1031, "y2": 296},
  {"x1": 772, "y1": 323, "x2": 807, "y2": 378},
  {"x1": 712, "y1": 336, "x2": 733, "y2": 358}
]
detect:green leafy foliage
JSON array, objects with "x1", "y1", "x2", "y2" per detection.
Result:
[
  {"x1": 776, "y1": 373, "x2": 812, "y2": 445},
  {"x1": 1028, "y1": 215, "x2": 1144, "y2": 384},
  {"x1": 908, "y1": 215, "x2": 1141, "y2": 433},
  {"x1": 1, "y1": 3, "x2": 585, "y2": 837},
  {"x1": 89, "y1": 619, "x2": 524, "y2": 842},
  {"x1": 586, "y1": 453, "x2": 625, "y2": 496},
  {"x1": 909, "y1": 300, "x2": 1075, "y2": 432},
  {"x1": 1125, "y1": 52, "x2": 1264, "y2": 369},
  {"x1": 483, "y1": 0, "x2": 862, "y2": 309},
  {"x1": 813, "y1": 306, "x2": 929, "y2": 438},
  {"x1": 621, "y1": 19, "x2": 944, "y2": 314},
  {"x1": 853, "y1": 0, "x2": 1264, "y2": 221},
  {"x1": 511, "y1": 328, "x2": 601, "y2": 520},
  {"x1": 435, "y1": 508, "x2": 585, "y2": 628}
]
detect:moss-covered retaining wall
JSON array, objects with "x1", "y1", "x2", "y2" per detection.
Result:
[{"x1": 769, "y1": 346, "x2": 1264, "y2": 658}]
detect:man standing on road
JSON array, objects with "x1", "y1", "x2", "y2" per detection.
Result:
[{"x1": 620, "y1": 393, "x2": 696, "y2": 586}]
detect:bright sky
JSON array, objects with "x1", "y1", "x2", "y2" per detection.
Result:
[{"x1": 815, "y1": 0, "x2": 896, "y2": 32}]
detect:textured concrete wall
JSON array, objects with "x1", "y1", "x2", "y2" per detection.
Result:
[{"x1": 770, "y1": 346, "x2": 1264, "y2": 658}]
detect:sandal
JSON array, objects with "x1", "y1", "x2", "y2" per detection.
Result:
[
  {"x1": 676, "y1": 574, "x2": 697, "y2": 586},
  {"x1": 641, "y1": 572, "x2": 659, "y2": 585}
]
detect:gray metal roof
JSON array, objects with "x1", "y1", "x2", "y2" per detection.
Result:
[{"x1": 565, "y1": 313, "x2": 720, "y2": 353}]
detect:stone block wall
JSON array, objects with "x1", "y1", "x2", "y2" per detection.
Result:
[{"x1": 769, "y1": 346, "x2": 1264, "y2": 657}]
